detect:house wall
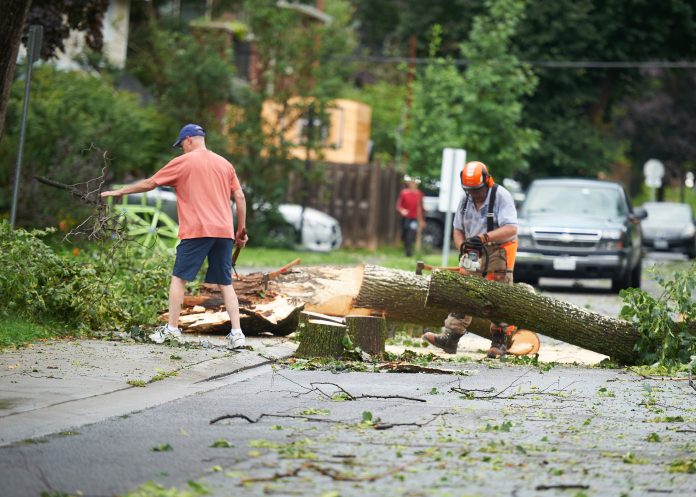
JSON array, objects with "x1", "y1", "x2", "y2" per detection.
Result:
[
  {"x1": 50, "y1": 0, "x2": 131, "y2": 70},
  {"x1": 262, "y1": 98, "x2": 372, "y2": 165}
]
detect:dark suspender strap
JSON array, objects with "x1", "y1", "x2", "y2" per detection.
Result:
[{"x1": 487, "y1": 184, "x2": 498, "y2": 232}]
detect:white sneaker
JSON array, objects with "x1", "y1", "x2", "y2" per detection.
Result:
[
  {"x1": 226, "y1": 330, "x2": 246, "y2": 349},
  {"x1": 149, "y1": 325, "x2": 182, "y2": 344}
]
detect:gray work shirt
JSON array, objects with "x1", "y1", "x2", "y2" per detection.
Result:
[{"x1": 453, "y1": 185, "x2": 518, "y2": 239}]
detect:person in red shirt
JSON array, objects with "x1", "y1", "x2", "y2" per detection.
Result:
[
  {"x1": 101, "y1": 124, "x2": 248, "y2": 349},
  {"x1": 396, "y1": 176, "x2": 425, "y2": 257}
]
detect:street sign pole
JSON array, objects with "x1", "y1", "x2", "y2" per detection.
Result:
[
  {"x1": 643, "y1": 159, "x2": 664, "y2": 204},
  {"x1": 439, "y1": 148, "x2": 466, "y2": 267},
  {"x1": 10, "y1": 25, "x2": 43, "y2": 230}
]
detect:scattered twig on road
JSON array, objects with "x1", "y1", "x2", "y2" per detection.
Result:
[
  {"x1": 536, "y1": 484, "x2": 589, "y2": 491},
  {"x1": 308, "y1": 381, "x2": 427, "y2": 403},
  {"x1": 269, "y1": 372, "x2": 427, "y2": 402},
  {"x1": 240, "y1": 454, "x2": 430, "y2": 484},
  {"x1": 451, "y1": 369, "x2": 580, "y2": 400},
  {"x1": 210, "y1": 409, "x2": 454, "y2": 431},
  {"x1": 209, "y1": 413, "x2": 345, "y2": 425}
]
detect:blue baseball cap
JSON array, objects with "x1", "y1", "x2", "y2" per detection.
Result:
[{"x1": 173, "y1": 123, "x2": 206, "y2": 147}]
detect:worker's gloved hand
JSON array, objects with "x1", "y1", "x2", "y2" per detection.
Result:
[{"x1": 464, "y1": 235, "x2": 485, "y2": 252}]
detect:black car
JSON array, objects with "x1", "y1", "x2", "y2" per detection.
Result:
[
  {"x1": 514, "y1": 178, "x2": 647, "y2": 293},
  {"x1": 641, "y1": 201, "x2": 696, "y2": 258}
]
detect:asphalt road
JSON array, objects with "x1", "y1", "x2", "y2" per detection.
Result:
[{"x1": 2, "y1": 359, "x2": 695, "y2": 497}]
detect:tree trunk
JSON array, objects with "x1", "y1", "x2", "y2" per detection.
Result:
[
  {"x1": 353, "y1": 264, "x2": 503, "y2": 342},
  {"x1": 426, "y1": 270, "x2": 640, "y2": 364},
  {"x1": 0, "y1": 0, "x2": 31, "y2": 144},
  {"x1": 295, "y1": 316, "x2": 347, "y2": 359},
  {"x1": 345, "y1": 315, "x2": 386, "y2": 356}
]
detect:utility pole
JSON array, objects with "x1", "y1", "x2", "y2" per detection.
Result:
[
  {"x1": 10, "y1": 24, "x2": 42, "y2": 230},
  {"x1": 299, "y1": 103, "x2": 315, "y2": 244}
]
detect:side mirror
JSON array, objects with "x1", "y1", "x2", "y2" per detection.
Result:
[{"x1": 631, "y1": 206, "x2": 648, "y2": 221}]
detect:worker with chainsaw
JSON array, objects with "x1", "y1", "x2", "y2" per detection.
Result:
[
  {"x1": 396, "y1": 176, "x2": 425, "y2": 257},
  {"x1": 101, "y1": 123, "x2": 248, "y2": 350},
  {"x1": 423, "y1": 161, "x2": 518, "y2": 358}
]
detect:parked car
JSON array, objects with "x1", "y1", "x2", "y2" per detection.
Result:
[
  {"x1": 514, "y1": 178, "x2": 647, "y2": 292},
  {"x1": 640, "y1": 201, "x2": 696, "y2": 258},
  {"x1": 121, "y1": 186, "x2": 342, "y2": 252}
]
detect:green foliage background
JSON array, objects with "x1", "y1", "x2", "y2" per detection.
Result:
[
  {"x1": 404, "y1": 0, "x2": 539, "y2": 179},
  {"x1": 0, "y1": 66, "x2": 171, "y2": 227}
]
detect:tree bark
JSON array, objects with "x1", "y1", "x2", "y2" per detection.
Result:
[
  {"x1": 353, "y1": 264, "x2": 503, "y2": 342},
  {"x1": 426, "y1": 270, "x2": 640, "y2": 364},
  {"x1": 0, "y1": 0, "x2": 31, "y2": 144},
  {"x1": 345, "y1": 315, "x2": 386, "y2": 356},
  {"x1": 295, "y1": 316, "x2": 347, "y2": 359}
]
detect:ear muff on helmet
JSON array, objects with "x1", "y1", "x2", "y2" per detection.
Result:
[
  {"x1": 483, "y1": 166, "x2": 494, "y2": 188},
  {"x1": 460, "y1": 161, "x2": 494, "y2": 190}
]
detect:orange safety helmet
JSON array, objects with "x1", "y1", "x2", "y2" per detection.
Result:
[{"x1": 460, "y1": 161, "x2": 494, "y2": 190}]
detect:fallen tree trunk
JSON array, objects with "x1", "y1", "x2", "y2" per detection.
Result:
[
  {"x1": 425, "y1": 270, "x2": 640, "y2": 364},
  {"x1": 353, "y1": 265, "x2": 508, "y2": 342}
]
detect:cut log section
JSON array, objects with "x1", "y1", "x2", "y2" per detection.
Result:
[
  {"x1": 295, "y1": 315, "x2": 348, "y2": 359},
  {"x1": 345, "y1": 315, "x2": 386, "y2": 356}
]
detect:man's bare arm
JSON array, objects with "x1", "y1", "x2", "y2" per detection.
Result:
[
  {"x1": 453, "y1": 228, "x2": 466, "y2": 252},
  {"x1": 101, "y1": 179, "x2": 157, "y2": 198},
  {"x1": 233, "y1": 189, "x2": 247, "y2": 247}
]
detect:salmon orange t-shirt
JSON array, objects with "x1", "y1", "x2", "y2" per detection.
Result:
[{"x1": 150, "y1": 149, "x2": 242, "y2": 239}]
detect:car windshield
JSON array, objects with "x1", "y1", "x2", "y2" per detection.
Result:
[
  {"x1": 523, "y1": 184, "x2": 626, "y2": 219},
  {"x1": 644, "y1": 204, "x2": 692, "y2": 222}
]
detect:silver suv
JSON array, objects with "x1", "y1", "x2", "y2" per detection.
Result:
[{"x1": 514, "y1": 178, "x2": 646, "y2": 292}]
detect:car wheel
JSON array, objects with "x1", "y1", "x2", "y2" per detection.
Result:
[
  {"x1": 688, "y1": 240, "x2": 696, "y2": 259},
  {"x1": 630, "y1": 260, "x2": 642, "y2": 289},
  {"x1": 611, "y1": 269, "x2": 632, "y2": 293},
  {"x1": 422, "y1": 220, "x2": 444, "y2": 250}
]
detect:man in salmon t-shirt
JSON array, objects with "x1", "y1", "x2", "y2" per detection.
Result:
[
  {"x1": 396, "y1": 176, "x2": 425, "y2": 256},
  {"x1": 101, "y1": 123, "x2": 249, "y2": 349}
]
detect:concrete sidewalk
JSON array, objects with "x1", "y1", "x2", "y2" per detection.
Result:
[{"x1": 0, "y1": 334, "x2": 297, "y2": 446}]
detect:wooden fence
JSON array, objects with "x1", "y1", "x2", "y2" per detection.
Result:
[{"x1": 286, "y1": 162, "x2": 402, "y2": 249}]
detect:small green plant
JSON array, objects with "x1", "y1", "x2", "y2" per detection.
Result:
[
  {"x1": 121, "y1": 480, "x2": 210, "y2": 497},
  {"x1": 646, "y1": 432, "x2": 661, "y2": 442},
  {"x1": 596, "y1": 387, "x2": 615, "y2": 397},
  {"x1": 151, "y1": 443, "x2": 173, "y2": 452},
  {"x1": 299, "y1": 407, "x2": 330, "y2": 416},
  {"x1": 127, "y1": 379, "x2": 147, "y2": 387},
  {"x1": 149, "y1": 369, "x2": 177, "y2": 383},
  {"x1": 210, "y1": 439, "x2": 234, "y2": 448},
  {"x1": 669, "y1": 458, "x2": 696, "y2": 473}
]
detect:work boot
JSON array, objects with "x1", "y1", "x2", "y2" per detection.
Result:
[
  {"x1": 423, "y1": 329, "x2": 463, "y2": 354},
  {"x1": 487, "y1": 323, "x2": 517, "y2": 358}
]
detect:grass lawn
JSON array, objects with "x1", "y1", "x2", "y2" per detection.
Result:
[
  {"x1": 0, "y1": 314, "x2": 59, "y2": 349},
  {"x1": 238, "y1": 245, "x2": 461, "y2": 271}
]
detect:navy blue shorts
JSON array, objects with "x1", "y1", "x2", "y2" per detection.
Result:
[{"x1": 172, "y1": 238, "x2": 235, "y2": 285}]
